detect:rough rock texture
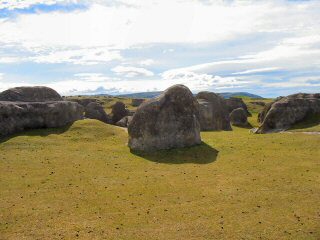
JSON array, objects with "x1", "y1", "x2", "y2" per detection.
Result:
[
  {"x1": 67, "y1": 98, "x2": 103, "y2": 107},
  {"x1": 0, "y1": 86, "x2": 63, "y2": 102},
  {"x1": 128, "y1": 84, "x2": 201, "y2": 152},
  {"x1": 196, "y1": 92, "x2": 232, "y2": 131},
  {"x1": 0, "y1": 101, "x2": 83, "y2": 138},
  {"x1": 111, "y1": 101, "x2": 129, "y2": 124},
  {"x1": 116, "y1": 116, "x2": 132, "y2": 128},
  {"x1": 131, "y1": 98, "x2": 145, "y2": 107},
  {"x1": 230, "y1": 108, "x2": 249, "y2": 127},
  {"x1": 258, "y1": 102, "x2": 273, "y2": 123},
  {"x1": 84, "y1": 102, "x2": 110, "y2": 123},
  {"x1": 225, "y1": 97, "x2": 251, "y2": 116},
  {"x1": 256, "y1": 93, "x2": 320, "y2": 133}
]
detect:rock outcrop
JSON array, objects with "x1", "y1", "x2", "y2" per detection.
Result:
[
  {"x1": 84, "y1": 102, "x2": 110, "y2": 123},
  {"x1": 131, "y1": 98, "x2": 145, "y2": 107},
  {"x1": 256, "y1": 93, "x2": 320, "y2": 133},
  {"x1": 229, "y1": 108, "x2": 249, "y2": 127},
  {"x1": 128, "y1": 85, "x2": 201, "y2": 152},
  {"x1": 0, "y1": 86, "x2": 63, "y2": 102},
  {"x1": 196, "y1": 92, "x2": 232, "y2": 131},
  {"x1": 225, "y1": 97, "x2": 251, "y2": 116},
  {"x1": 0, "y1": 101, "x2": 83, "y2": 138},
  {"x1": 116, "y1": 116, "x2": 132, "y2": 128},
  {"x1": 0, "y1": 86, "x2": 84, "y2": 138},
  {"x1": 111, "y1": 101, "x2": 129, "y2": 124}
]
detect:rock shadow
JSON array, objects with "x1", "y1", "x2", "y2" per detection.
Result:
[
  {"x1": 0, "y1": 124, "x2": 72, "y2": 143},
  {"x1": 131, "y1": 142, "x2": 218, "y2": 164}
]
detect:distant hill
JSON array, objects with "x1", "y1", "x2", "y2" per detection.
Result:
[{"x1": 116, "y1": 91, "x2": 263, "y2": 99}]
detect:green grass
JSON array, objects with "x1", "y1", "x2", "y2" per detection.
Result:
[{"x1": 0, "y1": 120, "x2": 319, "y2": 239}]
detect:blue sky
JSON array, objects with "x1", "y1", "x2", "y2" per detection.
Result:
[{"x1": 0, "y1": 0, "x2": 319, "y2": 97}]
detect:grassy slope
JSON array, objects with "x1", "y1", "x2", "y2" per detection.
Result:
[{"x1": 0, "y1": 120, "x2": 319, "y2": 240}]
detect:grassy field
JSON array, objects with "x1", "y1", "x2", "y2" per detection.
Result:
[{"x1": 0, "y1": 118, "x2": 319, "y2": 239}]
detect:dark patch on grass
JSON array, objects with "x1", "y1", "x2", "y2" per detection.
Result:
[
  {"x1": 131, "y1": 142, "x2": 218, "y2": 164},
  {"x1": 0, "y1": 124, "x2": 72, "y2": 143}
]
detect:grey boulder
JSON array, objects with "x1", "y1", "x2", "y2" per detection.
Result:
[
  {"x1": 0, "y1": 86, "x2": 63, "y2": 102},
  {"x1": 230, "y1": 108, "x2": 250, "y2": 127},
  {"x1": 116, "y1": 116, "x2": 133, "y2": 128},
  {"x1": 128, "y1": 84, "x2": 201, "y2": 152},
  {"x1": 111, "y1": 101, "x2": 129, "y2": 124},
  {"x1": 256, "y1": 93, "x2": 320, "y2": 133},
  {"x1": 196, "y1": 91, "x2": 232, "y2": 131},
  {"x1": 0, "y1": 101, "x2": 83, "y2": 138},
  {"x1": 84, "y1": 102, "x2": 110, "y2": 123},
  {"x1": 225, "y1": 97, "x2": 251, "y2": 116}
]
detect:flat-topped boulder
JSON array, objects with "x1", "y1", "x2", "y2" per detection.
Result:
[
  {"x1": 256, "y1": 93, "x2": 320, "y2": 133},
  {"x1": 0, "y1": 86, "x2": 63, "y2": 102},
  {"x1": 196, "y1": 91, "x2": 232, "y2": 131},
  {"x1": 128, "y1": 84, "x2": 201, "y2": 152},
  {"x1": 0, "y1": 101, "x2": 83, "y2": 138},
  {"x1": 84, "y1": 102, "x2": 110, "y2": 123},
  {"x1": 230, "y1": 108, "x2": 249, "y2": 127},
  {"x1": 225, "y1": 97, "x2": 251, "y2": 116}
]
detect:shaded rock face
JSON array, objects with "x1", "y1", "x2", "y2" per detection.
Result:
[
  {"x1": 68, "y1": 98, "x2": 102, "y2": 107},
  {"x1": 256, "y1": 93, "x2": 320, "y2": 133},
  {"x1": 258, "y1": 102, "x2": 273, "y2": 123},
  {"x1": 84, "y1": 102, "x2": 110, "y2": 123},
  {"x1": 111, "y1": 101, "x2": 129, "y2": 123},
  {"x1": 0, "y1": 86, "x2": 63, "y2": 102},
  {"x1": 128, "y1": 84, "x2": 201, "y2": 152},
  {"x1": 116, "y1": 116, "x2": 133, "y2": 128},
  {"x1": 196, "y1": 92, "x2": 232, "y2": 131},
  {"x1": 131, "y1": 98, "x2": 145, "y2": 107},
  {"x1": 225, "y1": 97, "x2": 251, "y2": 116},
  {"x1": 0, "y1": 101, "x2": 83, "y2": 138},
  {"x1": 230, "y1": 108, "x2": 249, "y2": 127}
]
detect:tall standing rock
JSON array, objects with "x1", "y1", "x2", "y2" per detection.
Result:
[
  {"x1": 196, "y1": 91, "x2": 232, "y2": 131},
  {"x1": 128, "y1": 85, "x2": 201, "y2": 152},
  {"x1": 84, "y1": 102, "x2": 110, "y2": 123},
  {"x1": 230, "y1": 108, "x2": 249, "y2": 127},
  {"x1": 111, "y1": 101, "x2": 129, "y2": 124}
]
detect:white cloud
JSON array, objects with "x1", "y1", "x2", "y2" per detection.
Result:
[
  {"x1": 73, "y1": 73, "x2": 110, "y2": 82},
  {"x1": 263, "y1": 76, "x2": 320, "y2": 88},
  {"x1": 0, "y1": 73, "x2": 3, "y2": 80},
  {"x1": 111, "y1": 65, "x2": 154, "y2": 77},
  {"x1": 138, "y1": 59, "x2": 155, "y2": 66},
  {"x1": 30, "y1": 47, "x2": 122, "y2": 65},
  {"x1": 0, "y1": 0, "x2": 73, "y2": 10},
  {"x1": 232, "y1": 67, "x2": 281, "y2": 75}
]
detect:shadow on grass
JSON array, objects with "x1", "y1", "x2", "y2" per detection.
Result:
[
  {"x1": 289, "y1": 113, "x2": 320, "y2": 130},
  {"x1": 131, "y1": 142, "x2": 218, "y2": 164},
  {"x1": 0, "y1": 124, "x2": 72, "y2": 143}
]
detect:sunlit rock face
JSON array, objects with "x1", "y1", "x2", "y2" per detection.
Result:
[
  {"x1": 196, "y1": 91, "x2": 232, "y2": 131},
  {"x1": 128, "y1": 84, "x2": 201, "y2": 152}
]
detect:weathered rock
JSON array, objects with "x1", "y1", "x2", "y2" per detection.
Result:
[
  {"x1": 84, "y1": 102, "x2": 110, "y2": 123},
  {"x1": 0, "y1": 86, "x2": 63, "y2": 102},
  {"x1": 225, "y1": 97, "x2": 251, "y2": 116},
  {"x1": 196, "y1": 92, "x2": 232, "y2": 131},
  {"x1": 256, "y1": 93, "x2": 320, "y2": 133},
  {"x1": 128, "y1": 84, "x2": 201, "y2": 152},
  {"x1": 258, "y1": 102, "x2": 273, "y2": 123},
  {"x1": 230, "y1": 108, "x2": 249, "y2": 127},
  {"x1": 111, "y1": 101, "x2": 129, "y2": 123},
  {"x1": 0, "y1": 101, "x2": 83, "y2": 138},
  {"x1": 131, "y1": 98, "x2": 145, "y2": 107},
  {"x1": 116, "y1": 116, "x2": 132, "y2": 128},
  {"x1": 67, "y1": 98, "x2": 102, "y2": 107}
]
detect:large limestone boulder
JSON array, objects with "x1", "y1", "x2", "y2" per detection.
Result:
[
  {"x1": 116, "y1": 116, "x2": 133, "y2": 128},
  {"x1": 0, "y1": 101, "x2": 83, "y2": 138},
  {"x1": 111, "y1": 101, "x2": 129, "y2": 123},
  {"x1": 128, "y1": 85, "x2": 201, "y2": 152},
  {"x1": 230, "y1": 108, "x2": 249, "y2": 127},
  {"x1": 84, "y1": 102, "x2": 110, "y2": 123},
  {"x1": 131, "y1": 98, "x2": 145, "y2": 107},
  {"x1": 256, "y1": 93, "x2": 320, "y2": 133},
  {"x1": 0, "y1": 86, "x2": 63, "y2": 102},
  {"x1": 196, "y1": 91, "x2": 232, "y2": 131},
  {"x1": 225, "y1": 97, "x2": 251, "y2": 116}
]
